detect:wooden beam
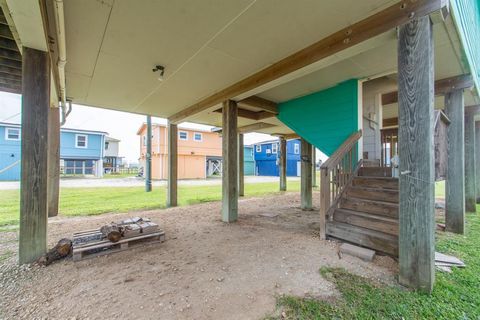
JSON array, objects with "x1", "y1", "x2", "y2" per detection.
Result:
[
  {"x1": 47, "y1": 106, "x2": 60, "y2": 218},
  {"x1": 0, "y1": 71, "x2": 21, "y2": 81},
  {"x1": 445, "y1": 90, "x2": 465, "y2": 233},
  {"x1": 238, "y1": 122, "x2": 276, "y2": 134},
  {"x1": 312, "y1": 145, "x2": 317, "y2": 187},
  {"x1": 0, "y1": 38, "x2": 19, "y2": 52},
  {"x1": 238, "y1": 133, "x2": 244, "y2": 197},
  {"x1": 301, "y1": 138, "x2": 313, "y2": 210},
  {"x1": 279, "y1": 137, "x2": 287, "y2": 191},
  {"x1": 168, "y1": 0, "x2": 446, "y2": 124},
  {"x1": 382, "y1": 74, "x2": 474, "y2": 105},
  {"x1": 0, "y1": 47, "x2": 21, "y2": 61},
  {"x1": 397, "y1": 16, "x2": 435, "y2": 293},
  {"x1": 238, "y1": 96, "x2": 278, "y2": 114},
  {"x1": 213, "y1": 107, "x2": 276, "y2": 121},
  {"x1": 464, "y1": 111, "x2": 476, "y2": 212},
  {"x1": 0, "y1": 77, "x2": 21, "y2": 86},
  {"x1": 222, "y1": 100, "x2": 238, "y2": 222},
  {"x1": 0, "y1": 57, "x2": 21, "y2": 69},
  {"x1": 167, "y1": 122, "x2": 178, "y2": 207},
  {"x1": 145, "y1": 115, "x2": 152, "y2": 192},
  {"x1": 383, "y1": 117, "x2": 398, "y2": 127},
  {"x1": 0, "y1": 24, "x2": 15, "y2": 40},
  {"x1": 0, "y1": 65, "x2": 21, "y2": 76},
  {"x1": 19, "y1": 47, "x2": 50, "y2": 264},
  {"x1": 0, "y1": 83, "x2": 20, "y2": 94}
]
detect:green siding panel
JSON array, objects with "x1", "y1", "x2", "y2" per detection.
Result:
[
  {"x1": 244, "y1": 161, "x2": 255, "y2": 175},
  {"x1": 277, "y1": 79, "x2": 359, "y2": 156},
  {"x1": 451, "y1": 0, "x2": 480, "y2": 93}
]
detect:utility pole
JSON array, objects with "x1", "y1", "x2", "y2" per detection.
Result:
[{"x1": 145, "y1": 115, "x2": 152, "y2": 192}]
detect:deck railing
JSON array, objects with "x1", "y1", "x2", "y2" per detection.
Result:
[{"x1": 319, "y1": 130, "x2": 362, "y2": 239}]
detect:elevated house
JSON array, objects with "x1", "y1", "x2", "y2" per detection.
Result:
[
  {"x1": 6, "y1": 0, "x2": 480, "y2": 293},
  {"x1": 253, "y1": 139, "x2": 301, "y2": 176},
  {"x1": 137, "y1": 123, "x2": 222, "y2": 179},
  {"x1": 103, "y1": 136, "x2": 122, "y2": 173},
  {"x1": 0, "y1": 122, "x2": 107, "y2": 180}
]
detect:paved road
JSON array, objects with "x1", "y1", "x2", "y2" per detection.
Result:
[{"x1": 0, "y1": 175, "x2": 300, "y2": 190}]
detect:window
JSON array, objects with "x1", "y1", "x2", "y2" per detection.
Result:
[
  {"x1": 75, "y1": 134, "x2": 88, "y2": 148},
  {"x1": 179, "y1": 131, "x2": 188, "y2": 140},
  {"x1": 105, "y1": 141, "x2": 109, "y2": 150},
  {"x1": 272, "y1": 143, "x2": 278, "y2": 154},
  {"x1": 5, "y1": 128, "x2": 20, "y2": 141},
  {"x1": 294, "y1": 143, "x2": 300, "y2": 154},
  {"x1": 256, "y1": 145, "x2": 261, "y2": 152},
  {"x1": 266, "y1": 149, "x2": 271, "y2": 154},
  {"x1": 193, "y1": 132, "x2": 202, "y2": 142}
]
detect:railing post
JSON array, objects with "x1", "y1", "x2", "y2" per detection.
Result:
[{"x1": 319, "y1": 167, "x2": 329, "y2": 240}]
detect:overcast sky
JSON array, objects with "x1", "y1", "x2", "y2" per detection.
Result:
[{"x1": 0, "y1": 92, "x2": 284, "y2": 164}]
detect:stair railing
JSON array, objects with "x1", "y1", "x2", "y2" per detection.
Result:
[{"x1": 319, "y1": 130, "x2": 362, "y2": 239}]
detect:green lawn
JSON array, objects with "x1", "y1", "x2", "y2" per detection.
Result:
[
  {"x1": 0, "y1": 181, "x2": 301, "y2": 227},
  {"x1": 268, "y1": 208, "x2": 480, "y2": 319}
]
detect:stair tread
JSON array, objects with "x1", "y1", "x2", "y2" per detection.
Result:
[
  {"x1": 354, "y1": 176, "x2": 398, "y2": 181},
  {"x1": 349, "y1": 185, "x2": 399, "y2": 193},
  {"x1": 343, "y1": 196, "x2": 399, "y2": 207},
  {"x1": 327, "y1": 220, "x2": 398, "y2": 238},
  {"x1": 334, "y1": 208, "x2": 398, "y2": 224}
]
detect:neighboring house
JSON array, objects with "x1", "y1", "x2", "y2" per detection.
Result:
[
  {"x1": 243, "y1": 145, "x2": 255, "y2": 176},
  {"x1": 0, "y1": 122, "x2": 107, "y2": 181},
  {"x1": 253, "y1": 139, "x2": 301, "y2": 177},
  {"x1": 103, "y1": 136, "x2": 123, "y2": 173},
  {"x1": 137, "y1": 123, "x2": 222, "y2": 179}
]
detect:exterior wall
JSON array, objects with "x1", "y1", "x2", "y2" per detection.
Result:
[
  {"x1": 104, "y1": 140, "x2": 119, "y2": 157},
  {"x1": 253, "y1": 139, "x2": 301, "y2": 177},
  {"x1": 0, "y1": 124, "x2": 21, "y2": 180},
  {"x1": 278, "y1": 79, "x2": 359, "y2": 156},
  {"x1": 138, "y1": 124, "x2": 221, "y2": 179},
  {"x1": 243, "y1": 146, "x2": 255, "y2": 175},
  {"x1": 60, "y1": 131, "x2": 104, "y2": 160}
]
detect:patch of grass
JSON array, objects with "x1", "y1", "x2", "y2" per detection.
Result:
[
  {"x1": 435, "y1": 180, "x2": 445, "y2": 199},
  {"x1": 271, "y1": 208, "x2": 480, "y2": 319},
  {"x1": 0, "y1": 181, "x2": 300, "y2": 227}
]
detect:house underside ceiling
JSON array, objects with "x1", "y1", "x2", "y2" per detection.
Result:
[{"x1": 5, "y1": 0, "x2": 476, "y2": 135}]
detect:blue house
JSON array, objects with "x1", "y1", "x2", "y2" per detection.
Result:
[
  {"x1": 243, "y1": 145, "x2": 255, "y2": 175},
  {"x1": 0, "y1": 122, "x2": 107, "y2": 180},
  {"x1": 253, "y1": 139, "x2": 301, "y2": 177}
]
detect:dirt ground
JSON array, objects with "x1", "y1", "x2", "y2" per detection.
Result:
[{"x1": 0, "y1": 192, "x2": 398, "y2": 320}]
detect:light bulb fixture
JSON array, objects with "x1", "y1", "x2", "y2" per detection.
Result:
[{"x1": 152, "y1": 65, "x2": 165, "y2": 81}]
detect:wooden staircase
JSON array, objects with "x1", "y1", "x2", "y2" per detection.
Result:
[{"x1": 326, "y1": 167, "x2": 399, "y2": 256}]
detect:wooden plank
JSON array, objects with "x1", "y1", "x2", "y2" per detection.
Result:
[
  {"x1": 0, "y1": 47, "x2": 21, "y2": 61},
  {"x1": 238, "y1": 122, "x2": 275, "y2": 133},
  {"x1": 145, "y1": 115, "x2": 152, "y2": 192},
  {"x1": 279, "y1": 137, "x2": 287, "y2": 191},
  {"x1": 445, "y1": 90, "x2": 465, "y2": 233},
  {"x1": 397, "y1": 16, "x2": 435, "y2": 293},
  {"x1": 0, "y1": 83, "x2": 20, "y2": 94},
  {"x1": 383, "y1": 117, "x2": 398, "y2": 127},
  {"x1": 301, "y1": 138, "x2": 313, "y2": 210},
  {"x1": 0, "y1": 71, "x2": 21, "y2": 81},
  {"x1": 238, "y1": 133, "x2": 244, "y2": 197},
  {"x1": 168, "y1": 0, "x2": 447, "y2": 124},
  {"x1": 214, "y1": 107, "x2": 276, "y2": 121},
  {"x1": 0, "y1": 65, "x2": 21, "y2": 76},
  {"x1": 222, "y1": 100, "x2": 238, "y2": 222},
  {"x1": 19, "y1": 47, "x2": 50, "y2": 264},
  {"x1": 346, "y1": 186, "x2": 398, "y2": 203},
  {"x1": 358, "y1": 166, "x2": 392, "y2": 177},
  {"x1": 0, "y1": 38, "x2": 19, "y2": 52},
  {"x1": 339, "y1": 243, "x2": 376, "y2": 261},
  {"x1": 341, "y1": 197, "x2": 398, "y2": 218},
  {"x1": 334, "y1": 208, "x2": 398, "y2": 236},
  {"x1": 352, "y1": 176, "x2": 398, "y2": 189},
  {"x1": 464, "y1": 111, "x2": 476, "y2": 212},
  {"x1": 238, "y1": 96, "x2": 278, "y2": 114},
  {"x1": 47, "y1": 107, "x2": 60, "y2": 217},
  {"x1": 167, "y1": 122, "x2": 177, "y2": 207},
  {"x1": 0, "y1": 57, "x2": 20, "y2": 69}
]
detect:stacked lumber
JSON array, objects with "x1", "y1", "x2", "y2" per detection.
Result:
[{"x1": 435, "y1": 252, "x2": 465, "y2": 273}]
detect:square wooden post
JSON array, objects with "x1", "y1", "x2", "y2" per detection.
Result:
[
  {"x1": 398, "y1": 16, "x2": 435, "y2": 293},
  {"x1": 19, "y1": 47, "x2": 51, "y2": 264},
  {"x1": 312, "y1": 145, "x2": 317, "y2": 187},
  {"x1": 445, "y1": 90, "x2": 465, "y2": 233},
  {"x1": 222, "y1": 100, "x2": 238, "y2": 222},
  {"x1": 167, "y1": 122, "x2": 177, "y2": 207},
  {"x1": 301, "y1": 138, "x2": 313, "y2": 210},
  {"x1": 279, "y1": 137, "x2": 287, "y2": 191},
  {"x1": 238, "y1": 133, "x2": 244, "y2": 197},
  {"x1": 47, "y1": 106, "x2": 60, "y2": 217},
  {"x1": 464, "y1": 111, "x2": 476, "y2": 212},
  {"x1": 145, "y1": 115, "x2": 152, "y2": 192},
  {"x1": 476, "y1": 121, "x2": 480, "y2": 203}
]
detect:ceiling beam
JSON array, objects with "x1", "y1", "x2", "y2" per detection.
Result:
[
  {"x1": 383, "y1": 117, "x2": 398, "y2": 127},
  {"x1": 0, "y1": 72, "x2": 21, "y2": 81},
  {"x1": 0, "y1": 37, "x2": 19, "y2": 52},
  {"x1": 0, "y1": 24, "x2": 14, "y2": 40},
  {"x1": 0, "y1": 65, "x2": 21, "y2": 76},
  {"x1": 0, "y1": 48, "x2": 21, "y2": 61},
  {"x1": 273, "y1": 133, "x2": 300, "y2": 140},
  {"x1": 214, "y1": 122, "x2": 277, "y2": 134},
  {"x1": 213, "y1": 106, "x2": 277, "y2": 121},
  {"x1": 382, "y1": 74, "x2": 474, "y2": 105},
  {"x1": 0, "y1": 57, "x2": 20, "y2": 69},
  {"x1": 168, "y1": 0, "x2": 447, "y2": 124},
  {"x1": 238, "y1": 96, "x2": 278, "y2": 114},
  {"x1": 0, "y1": 82, "x2": 20, "y2": 94}
]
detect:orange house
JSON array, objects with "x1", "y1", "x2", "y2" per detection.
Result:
[{"x1": 137, "y1": 123, "x2": 222, "y2": 180}]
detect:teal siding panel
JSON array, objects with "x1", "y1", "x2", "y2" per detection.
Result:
[
  {"x1": 244, "y1": 161, "x2": 255, "y2": 175},
  {"x1": 451, "y1": 0, "x2": 480, "y2": 92},
  {"x1": 277, "y1": 79, "x2": 359, "y2": 156}
]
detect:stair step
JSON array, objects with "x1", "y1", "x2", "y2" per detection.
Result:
[
  {"x1": 346, "y1": 186, "x2": 399, "y2": 203},
  {"x1": 358, "y1": 166, "x2": 392, "y2": 177},
  {"x1": 362, "y1": 159, "x2": 381, "y2": 167},
  {"x1": 340, "y1": 197, "x2": 398, "y2": 219},
  {"x1": 352, "y1": 176, "x2": 398, "y2": 190},
  {"x1": 333, "y1": 208, "x2": 398, "y2": 236},
  {"x1": 326, "y1": 221, "x2": 398, "y2": 256}
]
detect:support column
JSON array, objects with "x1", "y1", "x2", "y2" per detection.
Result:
[
  {"x1": 167, "y1": 122, "x2": 177, "y2": 207},
  {"x1": 445, "y1": 90, "x2": 465, "y2": 233},
  {"x1": 279, "y1": 137, "x2": 287, "y2": 191},
  {"x1": 145, "y1": 115, "x2": 152, "y2": 192},
  {"x1": 19, "y1": 47, "x2": 50, "y2": 264},
  {"x1": 398, "y1": 16, "x2": 435, "y2": 293},
  {"x1": 222, "y1": 100, "x2": 238, "y2": 222},
  {"x1": 47, "y1": 106, "x2": 60, "y2": 217},
  {"x1": 464, "y1": 111, "x2": 476, "y2": 212},
  {"x1": 476, "y1": 121, "x2": 480, "y2": 203},
  {"x1": 238, "y1": 133, "x2": 244, "y2": 197},
  {"x1": 301, "y1": 138, "x2": 312, "y2": 210},
  {"x1": 312, "y1": 145, "x2": 317, "y2": 187}
]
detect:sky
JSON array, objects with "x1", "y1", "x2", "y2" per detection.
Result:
[{"x1": 0, "y1": 92, "x2": 286, "y2": 164}]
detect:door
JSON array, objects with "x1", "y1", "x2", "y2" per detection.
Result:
[{"x1": 296, "y1": 161, "x2": 301, "y2": 177}]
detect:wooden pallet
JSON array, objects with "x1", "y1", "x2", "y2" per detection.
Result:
[{"x1": 72, "y1": 230, "x2": 165, "y2": 261}]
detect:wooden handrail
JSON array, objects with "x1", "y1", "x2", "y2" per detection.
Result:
[{"x1": 319, "y1": 130, "x2": 362, "y2": 240}]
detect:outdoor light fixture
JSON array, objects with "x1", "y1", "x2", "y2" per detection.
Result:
[{"x1": 152, "y1": 65, "x2": 165, "y2": 81}]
